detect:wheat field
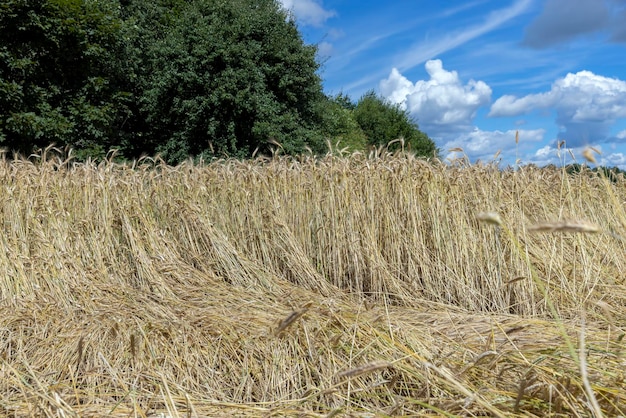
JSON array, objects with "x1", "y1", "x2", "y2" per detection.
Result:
[{"x1": 0, "y1": 149, "x2": 625, "y2": 417}]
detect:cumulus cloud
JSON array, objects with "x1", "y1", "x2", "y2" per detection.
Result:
[
  {"x1": 380, "y1": 60, "x2": 492, "y2": 135},
  {"x1": 489, "y1": 70, "x2": 626, "y2": 147},
  {"x1": 278, "y1": 0, "x2": 336, "y2": 27},
  {"x1": 529, "y1": 144, "x2": 626, "y2": 168},
  {"x1": 339, "y1": 0, "x2": 532, "y2": 94},
  {"x1": 603, "y1": 152, "x2": 626, "y2": 167},
  {"x1": 534, "y1": 145, "x2": 555, "y2": 161},
  {"x1": 523, "y1": 0, "x2": 626, "y2": 48},
  {"x1": 443, "y1": 128, "x2": 545, "y2": 163},
  {"x1": 378, "y1": 60, "x2": 626, "y2": 168},
  {"x1": 529, "y1": 144, "x2": 580, "y2": 166}
]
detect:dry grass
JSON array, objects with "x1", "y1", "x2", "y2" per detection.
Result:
[{"x1": 0, "y1": 149, "x2": 625, "y2": 417}]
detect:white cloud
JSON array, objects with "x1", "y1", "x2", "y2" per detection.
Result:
[
  {"x1": 617, "y1": 129, "x2": 626, "y2": 139},
  {"x1": 489, "y1": 93, "x2": 550, "y2": 117},
  {"x1": 490, "y1": 71, "x2": 626, "y2": 117},
  {"x1": 396, "y1": 0, "x2": 532, "y2": 71},
  {"x1": 490, "y1": 70, "x2": 626, "y2": 146},
  {"x1": 380, "y1": 60, "x2": 492, "y2": 135},
  {"x1": 534, "y1": 145, "x2": 554, "y2": 160},
  {"x1": 443, "y1": 128, "x2": 545, "y2": 163},
  {"x1": 529, "y1": 144, "x2": 574, "y2": 166},
  {"x1": 527, "y1": 145, "x2": 626, "y2": 169},
  {"x1": 278, "y1": 0, "x2": 335, "y2": 27},
  {"x1": 585, "y1": 146, "x2": 626, "y2": 168},
  {"x1": 601, "y1": 152, "x2": 626, "y2": 167},
  {"x1": 317, "y1": 41, "x2": 334, "y2": 59},
  {"x1": 342, "y1": 0, "x2": 532, "y2": 94}
]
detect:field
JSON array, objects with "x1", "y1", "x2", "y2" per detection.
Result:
[{"x1": 1, "y1": 150, "x2": 625, "y2": 417}]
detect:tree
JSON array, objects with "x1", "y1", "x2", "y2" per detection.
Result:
[
  {"x1": 316, "y1": 93, "x2": 366, "y2": 152},
  {"x1": 1, "y1": 1, "x2": 435, "y2": 163},
  {"x1": 121, "y1": 0, "x2": 328, "y2": 163},
  {"x1": 353, "y1": 91, "x2": 437, "y2": 157},
  {"x1": 1, "y1": 0, "x2": 331, "y2": 162},
  {"x1": 0, "y1": 0, "x2": 132, "y2": 158}
]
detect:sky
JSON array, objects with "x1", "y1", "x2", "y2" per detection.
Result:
[{"x1": 278, "y1": 0, "x2": 626, "y2": 168}]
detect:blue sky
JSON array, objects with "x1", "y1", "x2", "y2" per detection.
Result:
[{"x1": 279, "y1": 0, "x2": 626, "y2": 168}]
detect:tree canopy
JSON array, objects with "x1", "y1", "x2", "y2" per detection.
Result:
[
  {"x1": 353, "y1": 91, "x2": 438, "y2": 157},
  {"x1": 119, "y1": 0, "x2": 329, "y2": 162},
  {"x1": 0, "y1": 0, "x2": 131, "y2": 158},
  {"x1": 1, "y1": 0, "x2": 438, "y2": 163}
]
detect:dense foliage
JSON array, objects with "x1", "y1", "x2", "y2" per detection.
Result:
[
  {"x1": 0, "y1": 0, "x2": 131, "y2": 158},
  {"x1": 120, "y1": 0, "x2": 330, "y2": 161},
  {"x1": 1, "y1": 0, "x2": 437, "y2": 162},
  {"x1": 563, "y1": 163, "x2": 626, "y2": 182},
  {"x1": 353, "y1": 91, "x2": 437, "y2": 156}
]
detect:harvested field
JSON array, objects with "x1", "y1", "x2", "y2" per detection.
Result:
[{"x1": 1, "y1": 151, "x2": 625, "y2": 417}]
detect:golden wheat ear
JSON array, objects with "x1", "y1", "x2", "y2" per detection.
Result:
[{"x1": 1, "y1": 151, "x2": 625, "y2": 416}]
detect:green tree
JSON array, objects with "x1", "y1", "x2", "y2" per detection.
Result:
[
  {"x1": 121, "y1": 0, "x2": 328, "y2": 163},
  {"x1": 317, "y1": 93, "x2": 366, "y2": 152},
  {"x1": 0, "y1": 0, "x2": 132, "y2": 158},
  {"x1": 3, "y1": 0, "x2": 435, "y2": 163},
  {"x1": 353, "y1": 91, "x2": 437, "y2": 157}
]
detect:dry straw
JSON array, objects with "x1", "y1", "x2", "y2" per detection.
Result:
[
  {"x1": 335, "y1": 360, "x2": 392, "y2": 381},
  {"x1": 0, "y1": 149, "x2": 625, "y2": 416},
  {"x1": 527, "y1": 220, "x2": 601, "y2": 233}
]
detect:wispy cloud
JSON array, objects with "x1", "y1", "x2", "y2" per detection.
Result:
[
  {"x1": 278, "y1": 0, "x2": 336, "y2": 27},
  {"x1": 340, "y1": 2, "x2": 490, "y2": 61},
  {"x1": 448, "y1": 40, "x2": 579, "y2": 89},
  {"x1": 343, "y1": 0, "x2": 532, "y2": 94},
  {"x1": 396, "y1": 0, "x2": 532, "y2": 71},
  {"x1": 437, "y1": 0, "x2": 492, "y2": 18},
  {"x1": 304, "y1": 1, "x2": 626, "y2": 169}
]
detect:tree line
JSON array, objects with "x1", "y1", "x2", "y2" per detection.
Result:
[{"x1": 0, "y1": 0, "x2": 438, "y2": 163}]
